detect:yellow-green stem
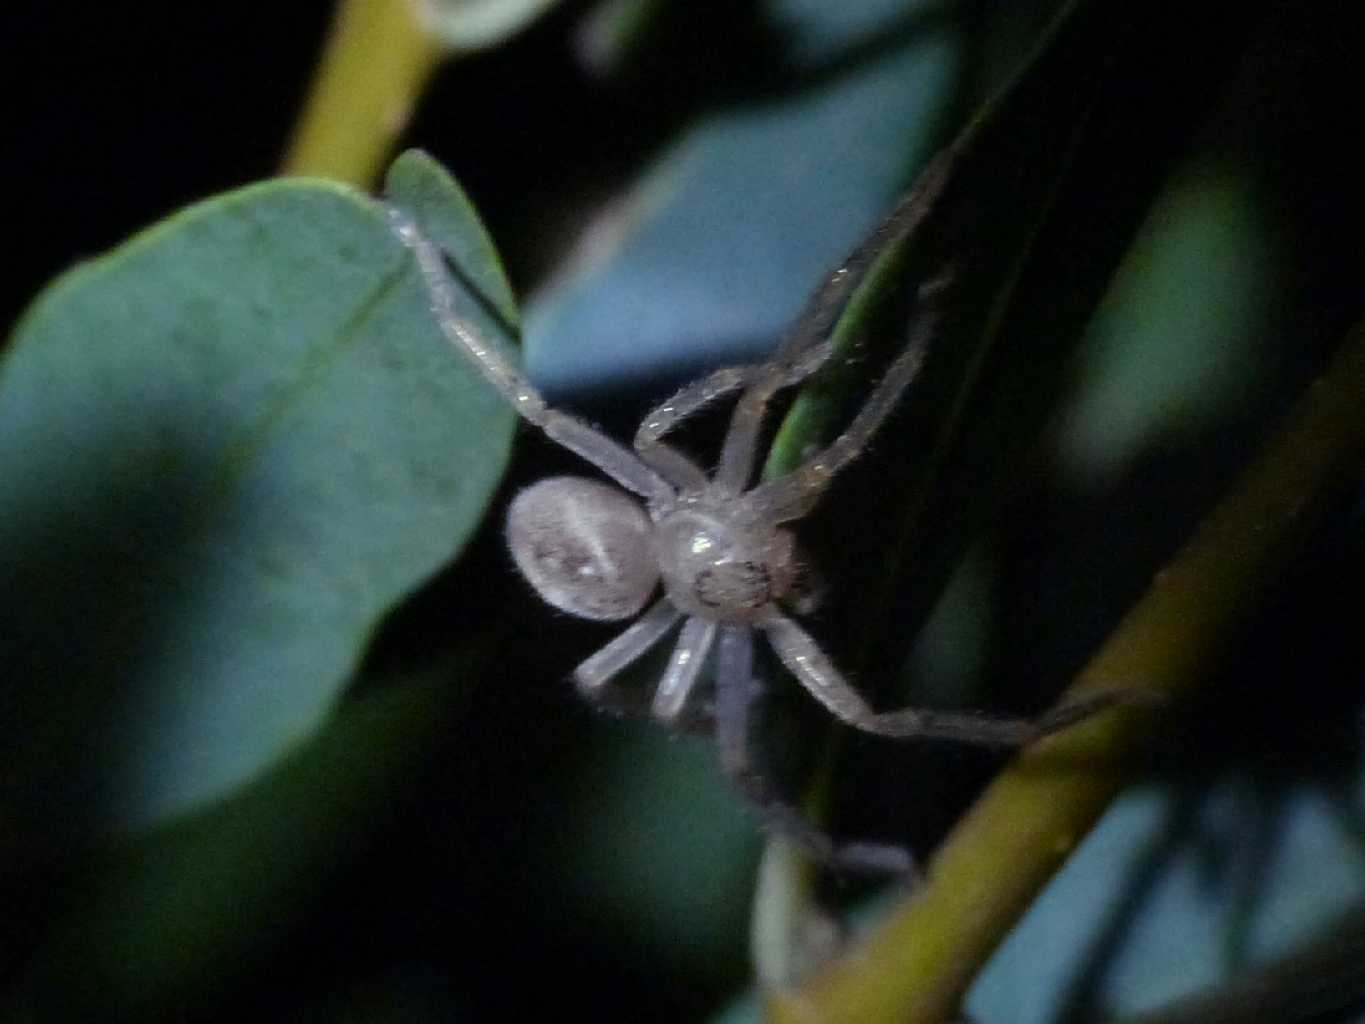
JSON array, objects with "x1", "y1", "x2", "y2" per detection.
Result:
[
  {"x1": 765, "y1": 317, "x2": 1365, "y2": 1024},
  {"x1": 282, "y1": 0, "x2": 445, "y2": 187}
]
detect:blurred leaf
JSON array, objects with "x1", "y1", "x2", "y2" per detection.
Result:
[
  {"x1": 1056, "y1": 162, "x2": 1280, "y2": 484},
  {"x1": 525, "y1": 0, "x2": 964, "y2": 398},
  {"x1": 719, "y1": 769, "x2": 1365, "y2": 1023},
  {"x1": 763, "y1": 0, "x2": 1280, "y2": 683},
  {"x1": 24, "y1": 668, "x2": 467, "y2": 1022},
  {"x1": 711, "y1": 989, "x2": 762, "y2": 1024},
  {"x1": 575, "y1": 0, "x2": 669, "y2": 72},
  {"x1": 555, "y1": 726, "x2": 760, "y2": 967},
  {"x1": 967, "y1": 732, "x2": 1365, "y2": 1022},
  {"x1": 415, "y1": 0, "x2": 565, "y2": 52},
  {"x1": 0, "y1": 173, "x2": 515, "y2": 833}
]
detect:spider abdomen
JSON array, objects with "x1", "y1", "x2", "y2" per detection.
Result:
[
  {"x1": 655, "y1": 506, "x2": 796, "y2": 623},
  {"x1": 506, "y1": 476, "x2": 659, "y2": 621}
]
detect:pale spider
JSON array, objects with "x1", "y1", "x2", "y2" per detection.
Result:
[{"x1": 386, "y1": 173, "x2": 1125, "y2": 872}]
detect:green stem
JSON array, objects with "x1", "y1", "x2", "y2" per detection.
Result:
[
  {"x1": 281, "y1": 0, "x2": 445, "y2": 187},
  {"x1": 764, "y1": 317, "x2": 1365, "y2": 1023}
]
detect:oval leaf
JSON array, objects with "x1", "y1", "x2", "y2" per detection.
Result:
[
  {"x1": 524, "y1": 4, "x2": 963, "y2": 398},
  {"x1": 0, "y1": 176, "x2": 516, "y2": 832},
  {"x1": 385, "y1": 148, "x2": 521, "y2": 327}
]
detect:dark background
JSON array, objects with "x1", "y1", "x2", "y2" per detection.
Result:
[{"x1": 5, "y1": 2, "x2": 1365, "y2": 1022}]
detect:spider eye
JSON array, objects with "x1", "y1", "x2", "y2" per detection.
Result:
[{"x1": 505, "y1": 477, "x2": 660, "y2": 622}]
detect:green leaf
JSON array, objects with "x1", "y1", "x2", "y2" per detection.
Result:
[
  {"x1": 384, "y1": 149, "x2": 520, "y2": 327},
  {"x1": 0, "y1": 173, "x2": 516, "y2": 833},
  {"x1": 23, "y1": 667, "x2": 466, "y2": 1021},
  {"x1": 1056, "y1": 162, "x2": 1279, "y2": 482},
  {"x1": 554, "y1": 727, "x2": 759, "y2": 970},
  {"x1": 525, "y1": 3, "x2": 963, "y2": 397},
  {"x1": 765, "y1": 0, "x2": 1279, "y2": 673}
]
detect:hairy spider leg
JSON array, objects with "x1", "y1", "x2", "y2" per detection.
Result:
[
  {"x1": 713, "y1": 150, "x2": 958, "y2": 496},
  {"x1": 711, "y1": 337, "x2": 839, "y2": 496},
  {"x1": 742, "y1": 305, "x2": 940, "y2": 526},
  {"x1": 651, "y1": 616, "x2": 718, "y2": 722},
  {"x1": 386, "y1": 204, "x2": 669, "y2": 501},
  {"x1": 763, "y1": 610, "x2": 1148, "y2": 746},
  {"x1": 867, "y1": 688, "x2": 1157, "y2": 744},
  {"x1": 634, "y1": 340, "x2": 836, "y2": 495},
  {"x1": 714, "y1": 626, "x2": 914, "y2": 875},
  {"x1": 634, "y1": 365, "x2": 754, "y2": 492},
  {"x1": 573, "y1": 597, "x2": 683, "y2": 703}
]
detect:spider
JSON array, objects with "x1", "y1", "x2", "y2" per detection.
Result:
[{"x1": 385, "y1": 170, "x2": 1128, "y2": 873}]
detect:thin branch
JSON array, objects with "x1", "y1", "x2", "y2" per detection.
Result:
[{"x1": 281, "y1": 0, "x2": 444, "y2": 186}]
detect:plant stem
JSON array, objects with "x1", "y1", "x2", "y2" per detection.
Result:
[
  {"x1": 281, "y1": 0, "x2": 444, "y2": 187},
  {"x1": 764, "y1": 317, "x2": 1365, "y2": 1023}
]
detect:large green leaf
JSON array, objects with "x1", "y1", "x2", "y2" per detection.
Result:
[
  {"x1": 525, "y1": 0, "x2": 963, "y2": 397},
  {"x1": 0, "y1": 168, "x2": 515, "y2": 834}
]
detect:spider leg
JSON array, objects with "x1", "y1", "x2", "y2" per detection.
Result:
[
  {"x1": 387, "y1": 205, "x2": 668, "y2": 501},
  {"x1": 713, "y1": 151, "x2": 959, "y2": 497},
  {"x1": 741, "y1": 304, "x2": 941, "y2": 525},
  {"x1": 762, "y1": 610, "x2": 1144, "y2": 746},
  {"x1": 714, "y1": 626, "x2": 914, "y2": 876},
  {"x1": 638, "y1": 342, "x2": 838, "y2": 495},
  {"x1": 574, "y1": 598, "x2": 683, "y2": 715},
  {"x1": 712, "y1": 339, "x2": 838, "y2": 496},
  {"x1": 634, "y1": 366, "x2": 753, "y2": 493},
  {"x1": 651, "y1": 616, "x2": 718, "y2": 722}
]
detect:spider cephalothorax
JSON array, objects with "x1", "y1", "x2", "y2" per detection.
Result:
[
  {"x1": 651, "y1": 494, "x2": 800, "y2": 623},
  {"x1": 387, "y1": 180, "x2": 1135, "y2": 872}
]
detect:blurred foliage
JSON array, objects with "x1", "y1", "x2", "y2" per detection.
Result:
[{"x1": 3, "y1": 1, "x2": 1364, "y2": 1022}]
